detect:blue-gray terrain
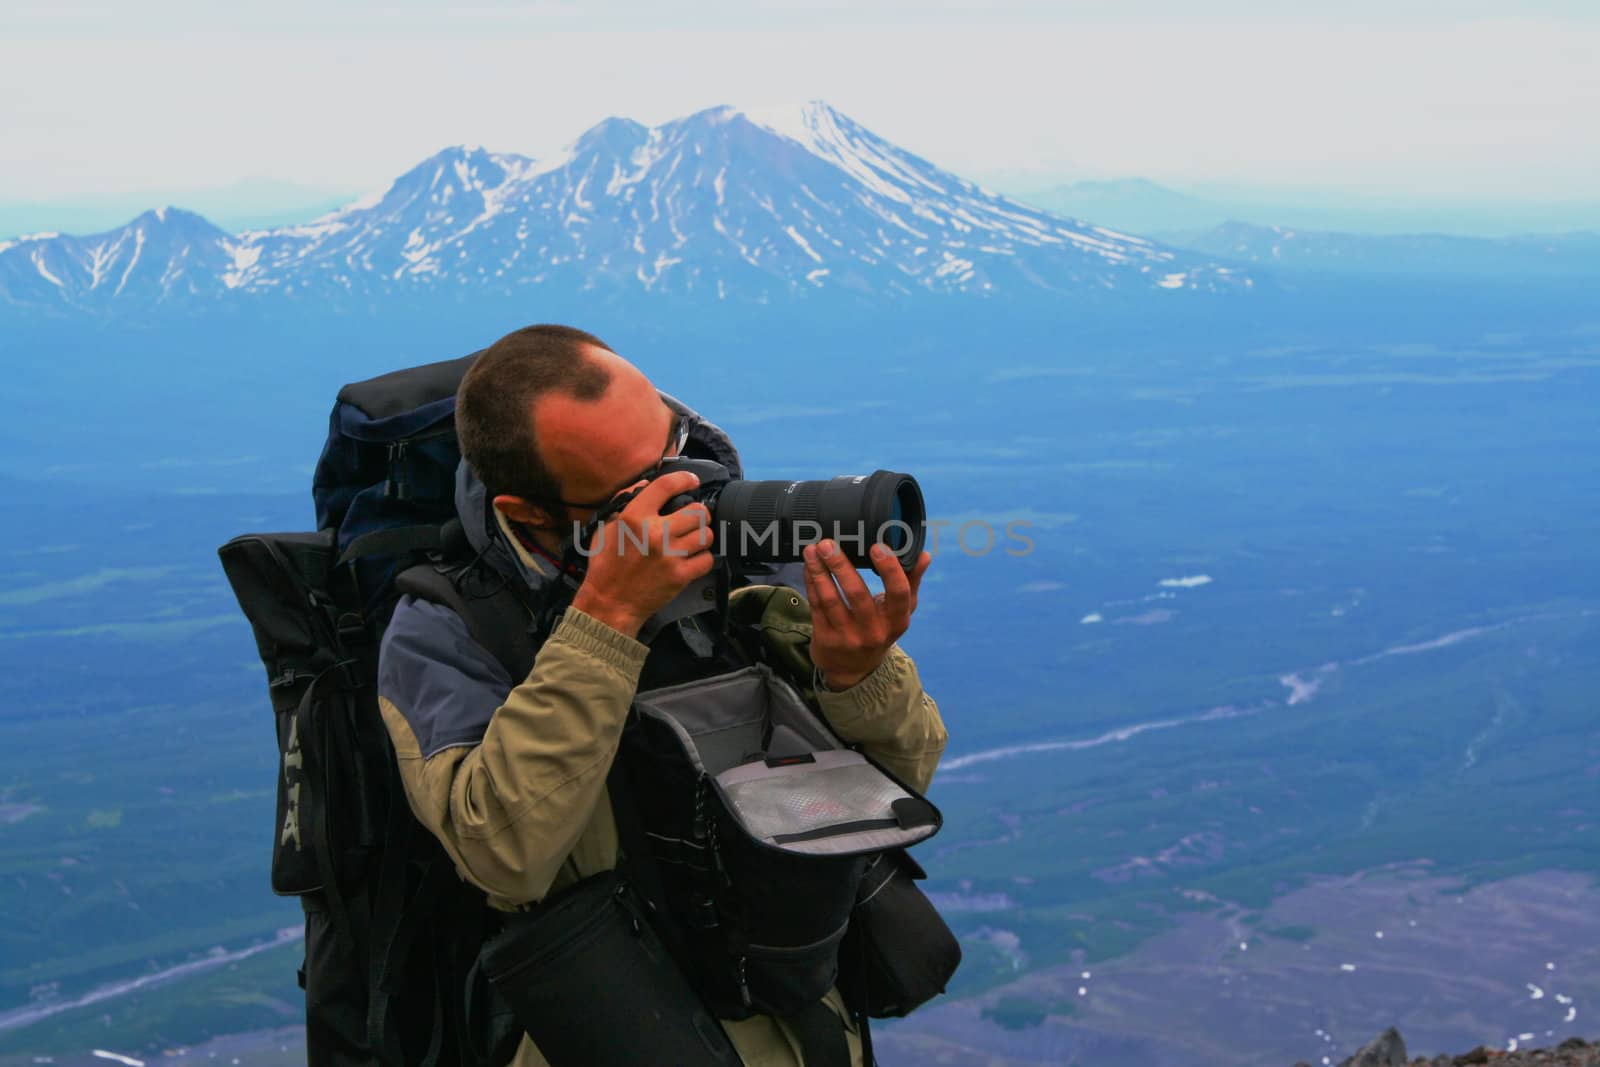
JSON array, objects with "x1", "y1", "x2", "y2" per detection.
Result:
[{"x1": 1, "y1": 103, "x2": 1596, "y2": 1067}]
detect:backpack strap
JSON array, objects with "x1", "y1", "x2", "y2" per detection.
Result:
[
  {"x1": 607, "y1": 729, "x2": 767, "y2": 1060},
  {"x1": 607, "y1": 741, "x2": 688, "y2": 960},
  {"x1": 367, "y1": 792, "x2": 452, "y2": 1063},
  {"x1": 367, "y1": 545, "x2": 542, "y2": 1065},
  {"x1": 339, "y1": 523, "x2": 448, "y2": 566},
  {"x1": 395, "y1": 558, "x2": 540, "y2": 684}
]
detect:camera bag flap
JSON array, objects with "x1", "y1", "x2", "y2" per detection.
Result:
[
  {"x1": 632, "y1": 663, "x2": 943, "y2": 858},
  {"x1": 716, "y1": 751, "x2": 939, "y2": 855}
]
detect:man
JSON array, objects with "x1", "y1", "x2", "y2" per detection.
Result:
[{"x1": 376, "y1": 324, "x2": 947, "y2": 1066}]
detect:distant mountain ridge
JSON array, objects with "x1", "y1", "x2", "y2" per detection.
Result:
[
  {"x1": 0, "y1": 178, "x2": 355, "y2": 241},
  {"x1": 1014, "y1": 177, "x2": 1218, "y2": 235},
  {"x1": 0, "y1": 103, "x2": 1248, "y2": 314},
  {"x1": 1012, "y1": 178, "x2": 1600, "y2": 240},
  {"x1": 1163, "y1": 220, "x2": 1600, "y2": 279}
]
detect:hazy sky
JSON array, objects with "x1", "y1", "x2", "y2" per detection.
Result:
[{"x1": 3, "y1": 0, "x2": 1597, "y2": 202}]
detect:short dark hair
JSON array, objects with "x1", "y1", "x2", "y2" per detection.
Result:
[{"x1": 456, "y1": 323, "x2": 614, "y2": 503}]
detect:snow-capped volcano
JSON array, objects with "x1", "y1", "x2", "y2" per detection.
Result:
[
  {"x1": 0, "y1": 102, "x2": 1248, "y2": 312},
  {"x1": 0, "y1": 207, "x2": 237, "y2": 310}
]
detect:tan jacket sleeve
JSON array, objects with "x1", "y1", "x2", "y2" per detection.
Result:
[
  {"x1": 812, "y1": 646, "x2": 948, "y2": 794},
  {"x1": 378, "y1": 605, "x2": 647, "y2": 906}
]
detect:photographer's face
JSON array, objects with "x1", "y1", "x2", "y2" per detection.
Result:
[{"x1": 493, "y1": 345, "x2": 679, "y2": 545}]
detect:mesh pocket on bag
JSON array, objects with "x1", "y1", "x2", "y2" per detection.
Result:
[{"x1": 716, "y1": 750, "x2": 937, "y2": 856}]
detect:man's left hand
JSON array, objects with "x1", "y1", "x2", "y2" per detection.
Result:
[{"x1": 801, "y1": 539, "x2": 933, "y2": 691}]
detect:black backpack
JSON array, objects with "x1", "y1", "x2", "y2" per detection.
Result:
[{"x1": 218, "y1": 351, "x2": 530, "y2": 1067}]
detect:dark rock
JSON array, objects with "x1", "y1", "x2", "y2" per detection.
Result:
[
  {"x1": 1289, "y1": 1032, "x2": 1600, "y2": 1067},
  {"x1": 1341, "y1": 1027, "x2": 1410, "y2": 1067}
]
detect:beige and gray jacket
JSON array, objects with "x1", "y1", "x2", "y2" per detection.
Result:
[{"x1": 376, "y1": 405, "x2": 948, "y2": 1067}]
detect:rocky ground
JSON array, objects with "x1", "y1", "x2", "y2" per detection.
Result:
[
  {"x1": 873, "y1": 867, "x2": 1600, "y2": 1067},
  {"x1": 1302, "y1": 1027, "x2": 1599, "y2": 1067}
]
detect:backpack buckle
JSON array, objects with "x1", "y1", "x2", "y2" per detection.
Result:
[
  {"x1": 689, "y1": 890, "x2": 720, "y2": 930},
  {"x1": 336, "y1": 612, "x2": 368, "y2": 646}
]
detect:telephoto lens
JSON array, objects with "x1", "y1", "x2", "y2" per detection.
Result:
[
  {"x1": 651, "y1": 459, "x2": 927, "y2": 570},
  {"x1": 714, "y1": 471, "x2": 926, "y2": 570}
]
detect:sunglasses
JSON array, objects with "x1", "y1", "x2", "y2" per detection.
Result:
[{"x1": 527, "y1": 411, "x2": 697, "y2": 514}]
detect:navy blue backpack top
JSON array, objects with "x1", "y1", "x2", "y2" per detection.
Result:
[{"x1": 312, "y1": 351, "x2": 479, "y2": 617}]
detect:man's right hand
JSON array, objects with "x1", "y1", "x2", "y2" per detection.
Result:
[{"x1": 569, "y1": 470, "x2": 715, "y2": 639}]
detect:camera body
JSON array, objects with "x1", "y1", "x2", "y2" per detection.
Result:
[{"x1": 649, "y1": 457, "x2": 926, "y2": 570}]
